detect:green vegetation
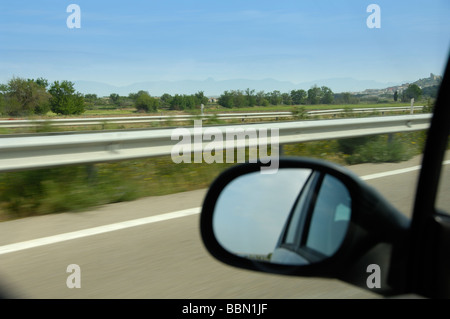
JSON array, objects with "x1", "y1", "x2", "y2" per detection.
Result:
[
  {"x1": 336, "y1": 133, "x2": 426, "y2": 164},
  {"x1": 1, "y1": 74, "x2": 440, "y2": 121},
  {"x1": 134, "y1": 91, "x2": 159, "y2": 113},
  {"x1": 83, "y1": 108, "x2": 136, "y2": 116},
  {"x1": 0, "y1": 101, "x2": 426, "y2": 136},
  {"x1": 216, "y1": 85, "x2": 336, "y2": 108},
  {"x1": 83, "y1": 90, "x2": 208, "y2": 113},
  {"x1": 0, "y1": 77, "x2": 51, "y2": 116},
  {"x1": 48, "y1": 80, "x2": 85, "y2": 115},
  {"x1": 168, "y1": 91, "x2": 209, "y2": 111},
  {"x1": 0, "y1": 75, "x2": 441, "y2": 221},
  {"x1": 283, "y1": 131, "x2": 427, "y2": 165},
  {"x1": 206, "y1": 103, "x2": 411, "y2": 114},
  {"x1": 0, "y1": 130, "x2": 428, "y2": 221},
  {"x1": 401, "y1": 84, "x2": 422, "y2": 102},
  {"x1": 0, "y1": 77, "x2": 85, "y2": 116},
  {"x1": 0, "y1": 158, "x2": 232, "y2": 221}
]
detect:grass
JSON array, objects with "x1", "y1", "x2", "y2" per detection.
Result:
[
  {"x1": 0, "y1": 130, "x2": 429, "y2": 222},
  {"x1": 0, "y1": 157, "x2": 233, "y2": 221},
  {"x1": 83, "y1": 109, "x2": 137, "y2": 116},
  {"x1": 0, "y1": 101, "x2": 431, "y2": 220},
  {"x1": 0, "y1": 102, "x2": 422, "y2": 135},
  {"x1": 26, "y1": 102, "x2": 414, "y2": 117},
  {"x1": 201, "y1": 103, "x2": 413, "y2": 114}
]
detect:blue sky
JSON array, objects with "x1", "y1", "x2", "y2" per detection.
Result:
[
  {"x1": 1, "y1": 1, "x2": 449, "y2": 89},
  {"x1": 213, "y1": 169, "x2": 311, "y2": 255}
]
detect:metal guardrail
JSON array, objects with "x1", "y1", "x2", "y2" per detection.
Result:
[
  {"x1": 0, "y1": 114, "x2": 431, "y2": 172},
  {"x1": 308, "y1": 106, "x2": 424, "y2": 115},
  {"x1": 0, "y1": 106, "x2": 424, "y2": 128},
  {"x1": 0, "y1": 112, "x2": 293, "y2": 128}
]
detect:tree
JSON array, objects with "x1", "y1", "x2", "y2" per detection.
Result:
[
  {"x1": 35, "y1": 77, "x2": 49, "y2": 89},
  {"x1": 320, "y1": 86, "x2": 334, "y2": 104},
  {"x1": 128, "y1": 92, "x2": 138, "y2": 101},
  {"x1": 194, "y1": 91, "x2": 209, "y2": 106},
  {"x1": 255, "y1": 91, "x2": 269, "y2": 106},
  {"x1": 84, "y1": 94, "x2": 98, "y2": 101},
  {"x1": 218, "y1": 91, "x2": 234, "y2": 108},
  {"x1": 168, "y1": 94, "x2": 201, "y2": 110},
  {"x1": 170, "y1": 94, "x2": 185, "y2": 110},
  {"x1": 135, "y1": 91, "x2": 158, "y2": 112},
  {"x1": 184, "y1": 95, "x2": 196, "y2": 110},
  {"x1": 0, "y1": 91, "x2": 5, "y2": 115},
  {"x1": 421, "y1": 85, "x2": 439, "y2": 99},
  {"x1": 341, "y1": 92, "x2": 351, "y2": 104},
  {"x1": 307, "y1": 85, "x2": 322, "y2": 105},
  {"x1": 159, "y1": 93, "x2": 173, "y2": 108},
  {"x1": 48, "y1": 80, "x2": 85, "y2": 115},
  {"x1": 281, "y1": 93, "x2": 292, "y2": 105},
  {"x1": 269, "y1": 90, "x2": 282, "y2": 106},
  {"x1": 0, "y1": 83, "x2": 8, "y2": 94},
  {"x1": 109, "y1": 93, "x2": 120, "y2": 106},
  {"x1": 232, "y1": 90, "x2": 247, "y2": 108},
  {"x1": 337, "y1": 92, "x2": 359, "y2": 104},
  {"x1": 291, "y1": 89, "x2": 307, "y2": 105},
  {"x1": 393, "y1": 90, "x2": 398, "y2": 102},
  {"x1": 245, "y1": 88, "x2": 256, "y2": 107},
  {"x1": 403, "y1": 84, "x2": 422, "y2": 102},
  {"x1": 2, "y1": 77, "x2": 51, "y2": 116},
  {"x1": 129, "y1": 90, "x2": 150, "y2": 102},
  {"x1": 83, "y1": 94, "x2": 98, "y2": 110}
]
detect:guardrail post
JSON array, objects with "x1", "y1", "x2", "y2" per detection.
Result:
[
  {"x1": 86, "y1": 164, "x2": 97, "y2": 184},
  {"x1": 387, "y1": 133, "x2": 393, "y2": 144}
]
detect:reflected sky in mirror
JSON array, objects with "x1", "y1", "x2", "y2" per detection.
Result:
[{"x1": 213, "y1": 169, "x2": 312, "y2": 258}]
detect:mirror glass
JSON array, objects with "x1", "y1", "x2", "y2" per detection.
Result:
[{"x1": 212, "y1": 168, "x2": 352, "y2": 265}]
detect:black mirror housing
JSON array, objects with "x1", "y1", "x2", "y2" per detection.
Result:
[{"x1": 200, "y1": 157, "x2": 410, "y2": 296}]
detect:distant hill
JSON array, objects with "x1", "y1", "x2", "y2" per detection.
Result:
[
  {"x1": 413, "y1": 73, "x2": 443, "y2": 88},
  {"x1": 73, "y1": 75, "x2": 435, "y2": 98}
]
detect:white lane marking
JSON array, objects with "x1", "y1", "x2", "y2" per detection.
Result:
[
  {"x1": 361, "y1": 160, "x2": 450, "y2": 181},
  {"x1": 361, "y1": 165, "x2": 421, "y2": 180},
  {"x1": 0, "y1": 207, "x2": 200, "y2": 255},
  {"x1": 0, "y1": 160, "x2": 449, "y2": 255}
]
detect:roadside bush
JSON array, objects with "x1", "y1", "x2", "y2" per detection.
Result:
[
  {"x1": 337, "y1": 136, "x2": 377, "y2": 155},
  {"x1": 0, "y1": 131, "x2": 428, "y2": 221},
  {"x1": 292, "y1": 106, "x2": 308, "y2": 119},
  {"x1": 49, "y1": 81, "x2": 85, "y2": 115},
  {"x1": 1, "y1": 77, "x2": 51, "y2": 116},
  {"x1": 343, "y1": 137, "x2": 408, "y2": 164},
  {"x1": 0, "y1": 166, "x2": 140, "y2": 219},
  {"x1": 135, "y1": 92, "x2": 158, "y2": 112},
  {"x1": 422, "y1": 98, "x2": 435, "y2": 113},
  {"x1": 338, "y1": 134, "x2": 422, "y2": 165}
]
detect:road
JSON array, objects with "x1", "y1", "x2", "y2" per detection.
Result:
[{"x1": 0, "y1": 153, "x2": 448, "y2": 299}]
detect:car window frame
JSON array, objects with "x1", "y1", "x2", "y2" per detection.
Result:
[{"x1": 406, "y1": 56, "x2": 450, "y2": 296}]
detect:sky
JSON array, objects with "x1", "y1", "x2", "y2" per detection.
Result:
[
  {"x1": 213, "y1": 169, "x2": 312, "y2": 256},
  {"x1": 1, "y1": 0, "x2": 449, "y2": 91}
]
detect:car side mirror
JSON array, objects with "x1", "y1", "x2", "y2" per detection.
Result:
[
  {"x1": 200, "y1": 157, "x2": 410, "y2": 296},
  {"x1": 212, "y1": 168, "x2": 351, "y2": 265}
]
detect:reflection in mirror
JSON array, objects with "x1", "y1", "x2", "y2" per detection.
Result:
[{"x1": 212, "y1": 169, "x2": 351, "y2": 266}]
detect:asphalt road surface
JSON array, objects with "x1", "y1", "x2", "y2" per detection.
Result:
[{"x1": 0, "y1": 153, "x2": 448, "y2": 299}]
